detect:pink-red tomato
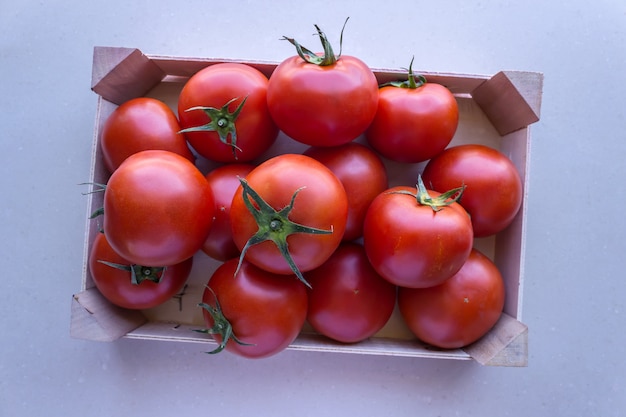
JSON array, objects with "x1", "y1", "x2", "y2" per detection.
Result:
[
  {"x1": 202, "y1": 163, "x2": 255, "y2": 261},
  {"x1": 398, "y1": 248, "x2": 505, "y2": 349},
  {"x1": 177, "y1": 63, "x2": 278, "y2": 162},
  {"x1": 304, "y1": 242, "x2": 397, "y2": 343},
  {"x1": 89, "y1": 232, "x2": 192, "y2": 310},
  {"x1": 303, "y1": 142, "x2": 388, "y2": 241},
  {"x1": 201, "y1": 258, "x2": 308, "y2": 358},
  {"x1": 100, "y1": 97, "x2": 194, "y2": 173},
  {"x1": 103, "y1": 150, "x2": 214, "y2": 266},
  {"x1": 421, "y1": 144, "x2": 523, "y2": 237}
]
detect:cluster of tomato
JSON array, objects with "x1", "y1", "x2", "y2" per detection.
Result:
[{"x1": 87, "y1": 22, "x2": 523, "y2": 359}]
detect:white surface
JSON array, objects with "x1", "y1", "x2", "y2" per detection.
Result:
[{"x1": 1, "y1": 1, "x2": 624, "y2": 416}]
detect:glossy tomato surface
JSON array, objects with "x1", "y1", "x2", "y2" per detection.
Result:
[
  {"x1": 100, "y1": 97, "x2": 194, "y2": 173},
  {"x1": 303, "y1": 142, "x2": 388, "y2": 241},
  {"x1": 89, "y1": 232, "x2": 192, "y2": 310},
  {"x1": 103, "y1": 150, "x2": 214, "y2": 266},
  {"x1": 305, "y1": 242, "x2": 397, "y2": 343},
  {"x1": 366, "y1": 82, "x2": 458, "y2": 163},
  {"x1": 202, "y1": 258, "x2": 308, "y2": 359},
  {"x1": 421, "y1": 144, "x2": 523, "y2": 237},
  {"x1": 398, "y1": 248, "x2": 505, "y2": 349},
  {"x1": 267, "y1": 54, "x2": 378, "y2": 146},
  {"x1": 178, "y1": 63, "x2": 278, "y2": 162},
  {"x1": 363, "y1": 185, "x2": 473, "y2": 288}
]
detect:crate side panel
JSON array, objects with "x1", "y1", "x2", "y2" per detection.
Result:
[{"x1": 463, "y1": 313, "x2": 528, "y2": 367}]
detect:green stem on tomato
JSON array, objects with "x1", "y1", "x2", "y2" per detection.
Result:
[
  {"x1": 281, "y1": 17, "x2": 350, "y2": 66},
  {"x1": 390, "y1": 175, "x2": 465, "y2": 212},
  {"x1": 380, "y1": 56, "x2": 427, "y2": 89},
  {"x1": 97, "y1": 260, "x2": 166, "y2": 285}
]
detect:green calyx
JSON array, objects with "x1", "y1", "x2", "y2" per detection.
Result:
[
  {"x1": 392, "y1": 175, "x2": 465, "y2": 212},
  {"x1": 381, "y1": 56, "x2": 427, "y2": 89},
  {"x1": 235, "y1": 178, "x2": 333, "y2": 289},
  {"x1": 281, "y1": 17, "x2": 350, "y2": 66},
  {"x1": 97, "y1": 260, "x2": 166, "y2": 285},
  {"x1": 195, "y1": 287, "x2": 254, "y2": 355},
  {"x1": 180, "y1": 96, "x2": 248, "y2": 159}
]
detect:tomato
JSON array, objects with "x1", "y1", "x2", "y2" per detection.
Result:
[
  {"x1": 199, "y1": 258, "x2": 308, "y2": 358},
  {"x1": 421, "y1": 144, "x2": 523, "y2": 237},
  {"x1": 303, "y1": 142, "x2": 388, "y2": 241},
  {"x1": 365, "y1": 60, "x2": 458, "y2": 163},
  {"x1": 177, "y1": 63, "x2": 278, "y2": 162},
  {"x1": 89, "y1": 232, "x2": 192, "y2": 310},
  {"x1": 267, "y1": 22, "x2": 378, "y2": 146},
  {"x1": 304, "y1": 242, "x2": 397, "y2": 343},
  {"x1": 230, "y1": 154, "x2": 348, "y2": 287},
  {"x1": 202, "y1": 163, "x2": 255, "y2": 261},
  {"x1": 363, "y1": 178, "x2": 473, "y2": 288},
  {"x1": 103, "y1": 150, "x2": 214, "y2": 266},
  {"x1": 398, "y1": 248, "x2": 505, "y2": 349},
  {"x1": 100, "y1": 97, "x2": 194, "y2": 173}
]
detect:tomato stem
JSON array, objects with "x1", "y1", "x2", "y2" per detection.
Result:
[
  {"x1": 97, "y1": 260, "x2": 166, "y2": 285},
  {"x1": 391, "y1": 175, "x2": 465, "y2": 212},
  {"x1": 281, "y1": 17, "x2": 350, "y2": 66},
  {"x1": 380, "y1": 56, "x2": 427, "y2": 89}
]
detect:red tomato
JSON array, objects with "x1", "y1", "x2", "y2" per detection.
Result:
[
  {"x1": 177, "y1": 63, "x2": 278, "y2": 162},
  {"x1": 89, "y1": 232, "x2": 192, "y2": 310},
  {"x1": 267, "y1": 23, "x2": 378, "y2": 146},
  {"x1": 100, "y1": 97, "x2": 194, "y2": 173},
  {"x1": 421, "y1": 144, "x2": 523, "y2": 237},
  {"x1": 398, "y1": 248, "x2": 505, "y2": 349},
  {"x1": 199, "y1": 258, "x2": 308, "y2": 358},
  {"x1": 363, "y1": 180, "x2": 473, "y2": 288},
  {"x1": 365, "y1": 62, "x2": 458, "y2": 163},
  {"x1": 202, "y1": 163, "x2": 255, "y2": 261},
  {"x1": 305, "y1": 242, "x2": 397, "y2": 343},
  {"x1": 230, "y1": 154, "x2": 348, "y2": 286},
  {"x1": 103, "y1": 150, "x2": 214, "y2": 266},
  {"x1": 303, "y1": 142, "x2": 388, "y2": 241}
]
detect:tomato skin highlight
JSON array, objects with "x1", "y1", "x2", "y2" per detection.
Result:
[
  {"x1": 398, "y1": 248, "x2": 505, "y2": 349},
  {"x1": 267, "y1": 55, "x2": 379, "y2": 147},
  {"x1": 89, "y1": 232, "x2": 192, "y2": 310},
  {"x1": 303, "y1": 142, "x2": 388, "y2": 241},
  {"x1": 363, "y1": 185, "x2": 473, "y2": 289},
  {"x1": 305, "y1": 242, "x2": 397, "y2": 343},
  {"x1": 202, "y1": 259, "x2": 308, "y2": 359},
  {"x1": 366, "y1": 83, "x2": 458, "y2": 163},
  {"x1": 100, "y1": 97, "x2": 194, "y2": 173},
  {"x1": 421, "y1": 144, "x2": 523, "y2": 237},
  {"x1": 103, "y1": 150, "x2": 215, "y2": 266}
]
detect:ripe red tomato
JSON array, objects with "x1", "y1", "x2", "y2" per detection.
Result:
[
  {"x1": 267, "y1": 23, "x2": 378, "y2": 146},
  {"x1": 100, "y1": 97, "x2": 194, "y2": 173},
  {"x1": 398, "y1": 248, "x2": 505, "y2": 349},
  {"x1": 303, "y1": 142, "x2": 388, "y2": 241},
  {"x1": 363, "y1": 179, "x2": 473, "y2": 288},
  {"x1": 304, "y1": 242, "x2": 397, "y2": 343},
  {"x1": 421, "y1": 144, "x2": 523, "y2": 237},
  {"x1": 365, "y1": 62, "x2": 458, "y2": 163},
  {"x1": 230, "y1": 154, "x2": 348, "y2": 286},
  {"x1": 89, "y1": 232, "x2": 192, "y2": 310},
  {"x1": 177, "y1": 63, "x2": 278, "y2": 162},
  {"x1": 199, "y1": 258, "x2": 308, "y2": 358},
  {"x1": 103, "y1": 150, "x2": 214, "y2": 266},
  {"x1": 202, "y1": 163, "x2": 255, "y2": 261}
]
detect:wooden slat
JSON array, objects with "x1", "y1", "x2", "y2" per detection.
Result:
[{"x1": 463, "y1": 313, "x2": 528, "y2": 366}]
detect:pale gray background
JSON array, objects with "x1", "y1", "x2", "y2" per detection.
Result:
[{"x1": 1, "y1": 1, "x2": 624, "y2": 416}]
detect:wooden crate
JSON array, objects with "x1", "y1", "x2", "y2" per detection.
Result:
[{"x1": 71, "y1": 46, "x2": 543, "y2": 367}]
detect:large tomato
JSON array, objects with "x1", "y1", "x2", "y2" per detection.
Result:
[
  {"x1": 199, "y1": 258, "x2": 308, "y2": 358},
  {"x1": 100, "y1": 97, "x2": 194, "y2": 173},
  {"x1": 363, "y1": 178, "x2": 473, "y2": 288},
  {"x1": 103, "y1": 150, "x2": 214, "y2": 266},
  {"x1": 421, "y1": 144, "x2": 523, "y2": 237},
  {"x1": 202, "y1": 163, "x2": 255, "y2": 261},
  {"x1": 303, "y1": 142, "x2": 388, "y2": 241},
  {"x1": 266, "y1": 22, "x2": 378, "y2": 146},
  {"x1": 398, "y1": 248, "x2": 505, "y2": 349},
  {"x1": 230, "y1": 154, "x2": 348, "y2": 287},
  {"x1": 177, "y1": 63, "x2": 278, "y2": 162},
  {"x1": 304, "y1": 242, "x2": 397, "y2": 343},
  {"x1": 365, "y1": 60, "x2": 458, "y2": 163},
  {"x1": 89, "y1": 232, "x2": 192, "y2": 310}
]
